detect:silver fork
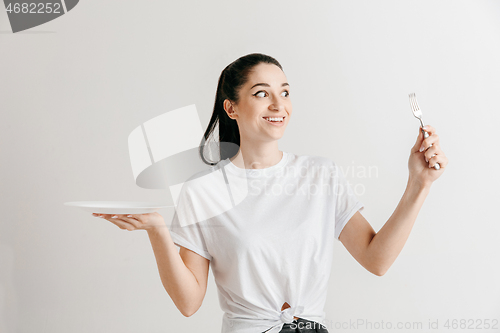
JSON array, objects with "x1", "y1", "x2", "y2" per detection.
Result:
[{"x1": 408, "y1": 93, "x2": 440, "y2": 170}]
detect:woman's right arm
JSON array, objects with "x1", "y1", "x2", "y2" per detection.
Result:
[{"x1": 147, "y1": 226, "x2": 210, "y2": 317}]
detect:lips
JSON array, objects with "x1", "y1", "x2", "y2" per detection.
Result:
[
  {"x1": 262, "y1": 116, "x2": 286, "y2": 126},
  {"x1": 262, "y1": 116, "x2": 286, "y2": 122},
  {"x1": 262, "y1": 116, "x2": 286, "y2": 119}
]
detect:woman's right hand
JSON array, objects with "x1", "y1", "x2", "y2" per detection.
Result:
[{"x1": 92, "y1": 212, "x2": 165, "y2": 232}]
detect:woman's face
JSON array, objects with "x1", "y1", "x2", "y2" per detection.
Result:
[{"x1": 224, "y1": 63, "x2": 292, "y2": 142}]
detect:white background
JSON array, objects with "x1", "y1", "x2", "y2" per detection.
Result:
[{"x1": 1, "y1": 0, "x2": 499, "y2": 332}]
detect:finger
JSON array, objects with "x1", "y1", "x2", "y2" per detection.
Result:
[
  {"x1": 99, "y1": 214, "x2": 132, "y2": 230},
  {"x1": 428, "y1": 143, "x2": 442, "y2": 156},
  {"x1": 419, "y1": 133, "x2": 439, "y2": 152},
  {"x1": 93, "y1": 213, "x2": 110, "y2": 219},
  {"x1": 111, "y1": 219, "x2": 136, "y2": 230},
  {"x1": 128, "y1": 213, "x2": 153, "y2": 225},
  {"x1": 422, "y1": 124, "x2": 435, "y2": 135},
  {"x1": 109, "y1": 214, "x2": 144, "y2": 229},
  {"x1": 424, "y1": 146, "x2": 438, "y2": 163},
  {"x1": 123, "y1": 214, "x2": 143, "y2": 223},
  {"x1": 428, "y1": 154, "x2": 444, "y2": 169},
  {"x1": 412, "y1": 126, "x2": 425, "y2": 153},
  {"x1": 117, "y1": 215, "x2": 144, "y2": 229},
  {"x1": 93, "y1": 214, "x2": 135, "y2": 230},
  {"x1": 428, "y1": 150, "x2": 448, "y2": 169}
]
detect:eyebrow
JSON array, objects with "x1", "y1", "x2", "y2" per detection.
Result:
[{"x1": 250, "y1": 82, "x2": 289, "y2": 90}]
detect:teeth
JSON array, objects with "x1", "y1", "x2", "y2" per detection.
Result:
[{"x1": 264, "y1": 117, "x2": 284, "y2": 122}]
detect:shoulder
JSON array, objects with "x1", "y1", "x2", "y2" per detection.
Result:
[{"x1": 176, "y1": 161, "x2": 226, "y2": 197}]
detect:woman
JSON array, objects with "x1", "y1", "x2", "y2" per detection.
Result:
[{"x1": 92, "y1": 53, "x2": 448, "y2": 333}]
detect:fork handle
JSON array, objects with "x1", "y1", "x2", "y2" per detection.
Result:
[{"x1": 422, "y1": 129, "x2": 441, "y2": 170}]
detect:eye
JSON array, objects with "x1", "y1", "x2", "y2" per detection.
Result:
[{"x1": 253, "y1": 90, "x2": 290, "y2": 98}]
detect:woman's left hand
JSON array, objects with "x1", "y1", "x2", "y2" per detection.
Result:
[{"x1": 408, "y1": 124, "x2": 448, "y2": 187}]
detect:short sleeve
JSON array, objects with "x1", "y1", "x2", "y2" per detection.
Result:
[
  {"x1": 332, "y1": 161, "x2": 365, "y2": 241},
  {"x1": 169, "y1": 210, "x2": 212, "y2": 261},
  {"x1": 168, "y1": 183, "x2": 213, "y2": 261}
]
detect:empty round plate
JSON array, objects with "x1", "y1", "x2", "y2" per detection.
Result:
[{"x1": 64, "y1": 201, "x2": 172, "y2": 214}]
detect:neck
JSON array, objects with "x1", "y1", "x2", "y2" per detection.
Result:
[{"x1": 229, "y1": 141, "x2": 282, "y2": 170}]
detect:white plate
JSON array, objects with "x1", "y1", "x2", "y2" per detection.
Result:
[{"x1": 64, "y1": 201, "x2": 172, "y2": 214}]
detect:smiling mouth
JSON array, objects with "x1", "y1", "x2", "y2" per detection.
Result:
[{"x1": 262, "y1": 116, "x2": 286, "y2": 123}]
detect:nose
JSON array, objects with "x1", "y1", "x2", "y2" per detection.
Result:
[{"x1": 269, "y1": 95, "x2": 285, "y2": 112}]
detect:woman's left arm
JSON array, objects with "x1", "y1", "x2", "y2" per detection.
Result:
[{"x1": 339, "y1": 124, "x2": 448, "y2": 276}]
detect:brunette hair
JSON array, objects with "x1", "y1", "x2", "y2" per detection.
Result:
[{"x1": 199, "y1": 53, "x2": 284, "y2": 165}]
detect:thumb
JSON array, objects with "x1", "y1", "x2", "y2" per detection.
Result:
[{"x1": 411, "y1": 126, "x2": 424, "y2": 153}]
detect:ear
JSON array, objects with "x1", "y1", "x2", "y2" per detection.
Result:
[{"x1": 223, "y1": 99, "x2": 236, "y2": 119}]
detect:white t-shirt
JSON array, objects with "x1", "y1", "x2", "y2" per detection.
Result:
[{"x1": 168, "y1": 151, "x2": 364, "y2": 333}]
